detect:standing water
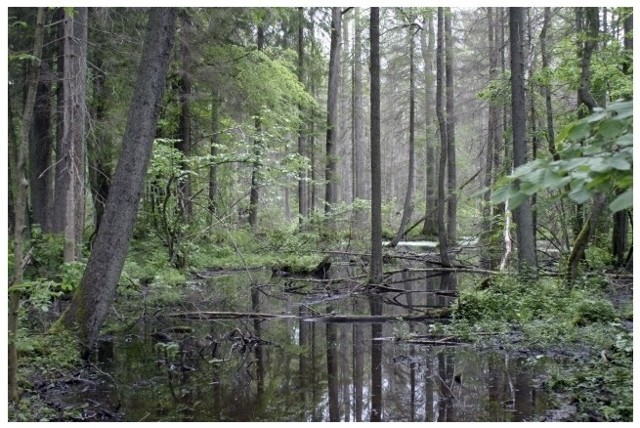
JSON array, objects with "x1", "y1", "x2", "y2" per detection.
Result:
[{"x1": 84, "y1": 266, "x2": 553, "y2": 422}]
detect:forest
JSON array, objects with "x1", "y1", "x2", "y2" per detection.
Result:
[{"x1": 6, "y1": 6, "x2": 633, "y2": 422}]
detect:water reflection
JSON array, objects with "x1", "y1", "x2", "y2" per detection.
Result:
[{"x1": 100, "y1": 268, "x2": 551, "y2": 421}]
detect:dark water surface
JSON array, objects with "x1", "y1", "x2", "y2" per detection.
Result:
[{"x1": 94, "y1": 266, "x2": 553, "y2": 421}]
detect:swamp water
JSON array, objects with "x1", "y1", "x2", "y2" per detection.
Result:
[{"x1": 86, "y1": 265, "x2": 554, "y2": 422}]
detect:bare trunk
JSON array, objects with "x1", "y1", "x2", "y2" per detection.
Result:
[
  {"x1": 248, "y1": 25, "x2": 265, "y2": 230},
  {"x1": 420, "y1": 12, "x2": 438, "y2": 238},
  {"x1": 369, "y1": 8, "x2": 383, "y2": 285},
  {"x1": 62, "y1": 8, "x2": 88, "y2": 262},
  {"x1": 390, "y1": 26, "x2": 416, "y2": 247},
  {"x1": 30, "y1": 52, "x2": 54, "y2": 232},
  {"x1": 10, "y1": 7, "x2": 46, "y2": 404},
  {"x1": 297, "y1": 7, "x2": 309, "y2": 223},
  {"x1": 325, "y1": 7, "x2": 342, "y2": 225},
  {"x1": 436, "y1": 8, "x2": 451, "y2": 267},
  {"x1": 353, "y1": 8, "x2": 367, "y2": 230},
  {"x1": 510, "y1": 7, "x2": 537, "y2": 274},
  {"x1": 445, "y1": 8, "x2": 457, "y2": 246},
  {"x1": 58, "y1": 8, "x2": 177, "y2": 356}
]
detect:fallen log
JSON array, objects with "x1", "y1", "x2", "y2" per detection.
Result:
[
  {"x1": 303, "y1": 308, "x2": 451, "y2": 323},
  {"x1": 164, "y1": 311, "x2": 298, "y2": 320}
]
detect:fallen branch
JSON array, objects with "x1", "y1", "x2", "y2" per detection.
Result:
[{"x1": 164, "y1": 311, "x2": 298, "y2": 320}]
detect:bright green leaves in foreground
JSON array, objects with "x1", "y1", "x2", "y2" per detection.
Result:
[{"x1": 492, "y1": 100, "x2": 632, "y2": 212}]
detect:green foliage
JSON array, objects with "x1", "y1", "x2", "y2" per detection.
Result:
[
  {"x1": 492, "y1": 101, "x2": 632, "y2": 213},
  {"x1": 568, "y1": 296, "x2": 616, "y2": 326}
]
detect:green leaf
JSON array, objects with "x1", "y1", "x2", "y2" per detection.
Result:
[
  {"x1": 491, "y1": 183, "x2": 516, "y2": 204},
  {"x1": 568, "y1": 186, "x2": 592, "y2": 204},
  {"x1": 567, "y1": 121, "x2": 591, "y2": 142},
  {"x1": 598, "y1": 119, "x2": 624, "y2": 139},
  {"x1": 541, "y1": 170, "x2": 567, "y2": 189},
  {"x1": 609, "y1": 154, "x2": 632, "y2": 171},
  {"x1": 615, "y1": 133, "x2": 633, "y2": 147},
  {"x1": 509, "y1": 192, "x2": 527, "y2": 210},
  {"x1": 609, "y1": 189, "x2": 633, "y2": 213}
]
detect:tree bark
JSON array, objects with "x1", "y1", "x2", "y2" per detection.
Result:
[
  {"x1": 61, "y1": 7, "x2": 88, "y2": 262},
  {"x1": 540, "y1": 7, "x2": 557, "y2": 159},
  {"x1": 445, "y1": 8, "x2": 457, "y2": 246},
  {"x1": 390, "y1": 25, "x2": 417, "y2": 247},
  {"x1": 353, "y1": 8, "x2": 368, "y2": 231},
  {"x1": 58, "y1": 8, "x2": 177, "y2": 356},
  {"x1": 297, "y1": 7, "x2": 309, "y2": 223},
  {"x1": 10, "y1": 7, "x2": 46, "y2": 404},
  {"x1": 420, "y1": 11, "x2": 438, "y2": 238},
  {"x1": 436, "y1": 8, "x2": 451, "y2": 268},
  {"x1": 325, "y1": 7, "x2": 342, "y2": 226},
  {"x1": 369, "y1": 7, "x2": 383, "y2": 285},
  {"x1": 510, "y1": 7, "x2": 537, "y2": 274},
  {"x1": 176, "y1": 12, "x2": 193, "y2": 220},
  {"x1": 481, "y1": 7, "x2": 498, "y2": 269},
  {"x1": 248, "y1": 24, "x2": 265, "y2": 230},
  {"x1": 30, "y1": 47, "x2": 54, "y2": 233}
]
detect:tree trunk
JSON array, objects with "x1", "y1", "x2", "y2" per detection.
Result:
[
  {"x1": 445, "y1": 8, "x2": 457, "y2": 246},
  {"x1": 58, "y1": 8, "x2": 177, "y2": 356},
  {"x1": 209, "y1": 91, "x2": 221, "y2": 220},
  {"x1": 30, "y1": 48, "x2": 54, "y2": 233},
  {"x1": 325, "y1": 7, "x2": 342, "y2": 226},
  {"x1": 390, "y1": 25, "x2": 416, "y2": 247},
  {"x1": 510, "y1": 7, "x2": 537, "y2": 274},
  {"x1": 176, "y1": 13, "x2": 193, "y2": 220},
  {"x1": 10, "y1": 7, "x2": 46, "y2": 404},
  {"x1": 61, "y1": 7, "x2": 88, "y2": 262},
  {"x1": 248, "y1": 24, "x2": 265, "y2": 230},
  {"x1": 436, "y1": 8, "x2": 451, "y2": 268},
  {"x1": 612, "y1": 8, "x2": 632, "y2": 266},
  {"x1": 52, "y1": 8, "x2": 66, "y2": 235},
  {"x1": 420, "y1": 11, "x2": 438, "y2": 238},
  {"x1": 540, "y1": 8, "x2": 557, "y2": 159},
  {"x1": 297, "y1": 7, "x2": 309, "y2": 223},
  {"x1": 481, "y1": 7, "x2": 498, "y2": 269},
  {"x1": 369, "y1": 7, "x2": 383, "y2": 285},
  {"x1": 88, "y1": 51, "x2": 111, "y2": 237},
  {"x1": 527, "y1": 9, "x2": 538, "y2": 240},
  {"x1": 567, "y1": 194, "x2": 607, "y2": 285},
  {"x1": 622, "y1": 8, "x2": 632, "y2": 74},
  {"x1": 353, "y1": 8, "x2": 368, "y2": 231}
]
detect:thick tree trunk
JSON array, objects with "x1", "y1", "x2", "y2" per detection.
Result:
[
  {"x1": 10, "y1": 7, "x2": 46, "y2": 404},
  {"x1": 325, "y1": 7, "x2": 342, "y2": 225},
  {"x1": 420, "y1": 12, "x2": 438, "y2": 238},
  {"x1": 510, "y1": 7, "x2": 537, "y2": 274},
  {"x1": 52, "y1": 8, "x2": 66, "y2": 235},
  {"x1": 58, "y1": 8, "x2": 177, "y2": 356},
  {"x1": 436, "y1": 8, "x2": 451, "y2": 268},
  {"x1": 445, "y1": 8, "x2": 457, "y2": 246},
  {"x1": 62, "y1": 7, "x2": 88, "y2": 262},
  {"x1": 30, "y1": 53, "x2": 54, "y2": 232},
  {"x1": 369, "y1": 7, "x2": 383, "y2": 285}
]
